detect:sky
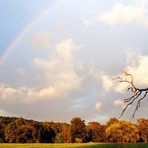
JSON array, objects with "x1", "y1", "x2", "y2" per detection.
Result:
[{"x1": 0, "y1": 0, "x2": 148, "y2": 123}]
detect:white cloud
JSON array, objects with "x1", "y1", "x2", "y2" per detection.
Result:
[
  {"x1": 96, "y1": 71, "x2": 129, "y2": 94},
  {"x1": 114, "y1": 51, "x2": 148, "y2": 92},
  {"x1": 0, "y1": 38, "x2": 83, "y2": 104},
  {"x1": 99, "y1": 52, "x2": 148, "y2": 94},
  {"x1": 95, "y1": 101, "x2": 102, "y2": 111},
  {"x1": 82, "y1": 16, "x2": 94, "y2": 27},
  {"x1": 95, "y1": 50, "x2": 148, "y2": 94},
  {"x1": 98, "y1": 1, "x2": 148, "y2": 27},
  {"x1": 0, "y1": 84, "x2": 17, "y2": 100},
  {"x1": 33, "y1": 38, "x2": 83, "y2": 94},
  {"x1": 113, "y1": 99, "x2": 126, "y2": 109},
  {"x1": 25, "y1": 87, "x2": 56, "y2": 103},
  {"x1": 33, "y1": 58, "x2": 60, "y2": 71},
  {"x1": 113, "y1": 99, "x2": 124, "y2": 106},
  {"x1": 39, "y1": 66, "x2": 83, "y2": 93},
  {"x1": 100, "y1": 72, "x2": 113, "y2": 92},
  {"x1": 56, "y1": 38, "x2": 77, "y2": 60},
  {"x1": 91, "y1": 70, "x2": 113, "y2": 92},
  {"x1": 126, "y1": 53, "x2": 148, "y2": 87},
  {"x1": 0, "y1": 84, "x2": 56, "y2": 104},
  {"x1": 114, "y1": 83, "x2": 129, "y2": 93},
  {"x1": 1, "y1": 38, "x2": 84, "y2": 103},
  {"x1": 54, "y1": 70, "x2": 82, "y2": 91}
]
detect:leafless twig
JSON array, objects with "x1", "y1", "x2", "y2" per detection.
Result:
[{"x1": 114, "y1": 71, "x2": 148, "y2": 119}]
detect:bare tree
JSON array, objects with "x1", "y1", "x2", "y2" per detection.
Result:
[{"x1": 114, "y1": 71, "x2": 148, "y2": 119}]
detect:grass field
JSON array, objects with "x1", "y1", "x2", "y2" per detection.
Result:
[{"x1": 0, "y1": 143, "x2": 147, "y2": 148}]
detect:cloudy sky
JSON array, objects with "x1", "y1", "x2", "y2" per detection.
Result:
[{"x1": 0, "y1": 0, "x2": 148, "y2": 123}]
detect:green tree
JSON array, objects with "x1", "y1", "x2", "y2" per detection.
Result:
[{"x1": 55, "y1": 133, "x2": 63, "y2": 143}]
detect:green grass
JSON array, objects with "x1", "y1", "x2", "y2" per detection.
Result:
[{"x1": 0, "y1": 143, "x2": 147, "y2": 148}]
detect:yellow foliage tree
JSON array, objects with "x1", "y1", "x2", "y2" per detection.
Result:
[
  {"x1": 137, "y1": 118, "x2": 148, "y2": 142},
  {"x1": 106, "y1": 120, "x2": 139, "y2": 143}
]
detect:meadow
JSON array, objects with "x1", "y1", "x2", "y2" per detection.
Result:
[{"x1": 0, "y1": 143, "x2": 147, "y2": 148}]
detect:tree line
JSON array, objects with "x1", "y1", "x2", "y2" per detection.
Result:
[{"x1": 0, "y1": 116, "x2": 147, "y2": 143}]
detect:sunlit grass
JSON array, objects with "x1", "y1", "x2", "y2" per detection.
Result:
[{"x1": 0, "y1": 143, "x2": 147, "y2": 148}]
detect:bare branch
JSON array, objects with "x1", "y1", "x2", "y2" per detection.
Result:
[
  {"x1": 131, "y1": 90, "x2": 148, "y2": 119},
  {"x1": 119, "y1": 91, "x2": 141, "y2": 118},
  {"x1": 114, "y1": 71, "x2": 148, "y2": 119}
]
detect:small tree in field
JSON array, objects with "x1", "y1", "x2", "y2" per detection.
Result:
[{"x1": 55, "y1": 133, "x2": 63, "y2": 143}]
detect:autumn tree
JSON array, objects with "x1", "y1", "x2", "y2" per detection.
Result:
[
  {"x1": 60, "y1": 123, "x2": 71, "y2": 143},
  {"x1": 0, "y1": 116, "x2": 147, "y2": 144},
  {"x1": 16, "y1": 125, "x2": 35, "y2": 143},
  {"x1": 4, "y1": 121, "x2": 17, "y2": 143},
  {"x1": 137, "y1": 118, "x2": 148, "y2": 142},
  {"x1": 4, "y1": 118, "x2": 37, "y2": 143},
  {"x1": 106, "y1": 118, "x2": 119, "y2": 127},
  {"x1": 106, "y1": 120, "x2": 139, "y2": 143},
  {"x1": 70, "y1": 117, "x2": 86, "y2": 143},
  {"x1": 88, "y1": 122, "x2": 106, "y2": 142},
  {"x1": 0, "y1": 116, "x2": 14, "y2": 125}
]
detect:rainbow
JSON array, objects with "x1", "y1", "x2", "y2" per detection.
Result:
[{"x1": 0, "y1": 0, "x2": 61, "y2": 66}]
